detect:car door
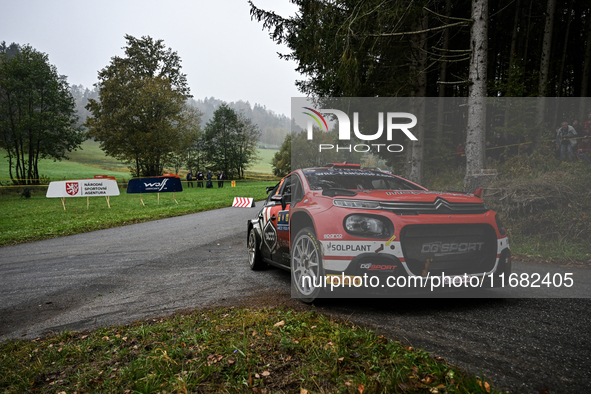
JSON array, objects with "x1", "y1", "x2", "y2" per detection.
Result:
[{"x1": 258, "y1": 177, "x2": 287, "y2": 263}]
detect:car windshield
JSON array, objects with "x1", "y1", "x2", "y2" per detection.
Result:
[{"x1": 303, "y1": 169, "x2": 424, "y2": 191}]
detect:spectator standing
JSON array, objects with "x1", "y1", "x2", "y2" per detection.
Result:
[
  {"x1": 583, "y1": 113, "x2": 591, "y2": 135},
  {"x1": 206, "y1": 171, "x2": 213, "y2": 188},
  {"x1": 217, "y1": 170, "x2": 224, "y2": 188},
  {"x1": 556, "y1": 121, "x2": 578, "y2": 162},
  {"x1": 197, "y1": 170, "x2": 204, "y2": 188},
  {"x1": 573, "y1": 120, "x2": 583, "y2": 136},
  {"x1": 577, "y1": 135, "x2": 591, "y2": 163},
  {"x1": 506, "y1": 133, "x2": 519, "y2": 158},
  {"x1": 186, "y1": 171, "x2": 194, "y2": 188},
  {"x1": 492, "y1": 132, "x2": 506, "y2": 162}
]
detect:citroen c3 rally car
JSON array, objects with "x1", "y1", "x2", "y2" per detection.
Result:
[{"x1": 247, "y1": 163, "x2": 511, "y2": 302}]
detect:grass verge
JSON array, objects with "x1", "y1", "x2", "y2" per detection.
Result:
[
  {"x1": 0, "y1": 182, "x2": 274, "y2": 246},
  {"x1": 0, "y1": 307, "x2": 498, "y2": 394}
]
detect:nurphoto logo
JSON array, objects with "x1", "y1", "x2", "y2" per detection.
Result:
[{"x1": 302, "y1": 107, "x2": 417, "y2": 153}]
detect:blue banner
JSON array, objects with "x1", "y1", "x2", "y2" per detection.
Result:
[{"x1": 127, "y1": 177, "x2": 183, "y2": 194}]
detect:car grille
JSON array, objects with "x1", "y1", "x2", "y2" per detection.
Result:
[
  {"x1": 379, "y1": 197, "x2": 487, "y2": 215},
  {"x1": 400, "y1": 224, "x2": 497, "y2": 276}
]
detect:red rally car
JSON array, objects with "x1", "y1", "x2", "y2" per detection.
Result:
[{"x1": 247, "y1": 163, "x2": 511, "y2": 302}]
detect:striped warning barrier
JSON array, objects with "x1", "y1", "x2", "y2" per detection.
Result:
[{"x1": 232, "y1": 197, "x2": 255, "y2": 208}]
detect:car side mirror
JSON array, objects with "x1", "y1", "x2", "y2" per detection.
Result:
[
  {"x1": 473, "y1": 187, "x2": 484, "y2": 198},
  {"x1": 271, "y1": 194, "x2": 289, "y2": 210}
]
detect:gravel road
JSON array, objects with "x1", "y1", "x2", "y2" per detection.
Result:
[{"x1": 1, "y1": 206, "x2": 590, "y2": 393}]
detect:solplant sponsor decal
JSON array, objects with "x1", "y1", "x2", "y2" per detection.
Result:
[
  {"x1": 421, "y1": 241, "x2": 485, "y2": 256},
  {"x1": 302, "y1": 107, "x2": 417, "y2": 153},
  {"x1": 127, "y1": 177, "x2": 183, "y2": 194},
  {"x1": 326, "y1": 242, "x2": 372, "y2": 253}
]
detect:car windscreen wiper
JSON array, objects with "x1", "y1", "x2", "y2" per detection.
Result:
[{"x1": 322, "y1": 188, "x2": 358, "y2": 197}]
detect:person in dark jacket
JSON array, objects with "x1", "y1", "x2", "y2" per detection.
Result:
[
  {"x1": 197, "y1": 170, "x2": 204, "y2": 188},
  {"x1": 186, "y1": 171, "x2": 194, "y2": 188},
  {"x1": 206, "y1": 171, "x2": 213, "y2": 188}
]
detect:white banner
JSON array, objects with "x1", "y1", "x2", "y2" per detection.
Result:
[{"x1": 46, "y1": 179, "x2": 120, "y2": 198}]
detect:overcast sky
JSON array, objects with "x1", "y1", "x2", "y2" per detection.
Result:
[{"x1": 1, "y1": 0, "x2": 301, "y2": 117}]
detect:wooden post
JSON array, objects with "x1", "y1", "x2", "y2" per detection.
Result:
[
  {"x1": 106, "y1": 196, "x2": 111, "y2": 208},
  {"x1": 87, "y1": 196, "x2": 90, "y2": 210},
  {"x1": 173, "y1": 192, "x2": 178, "y2": 204},
  {"x1": 140, "y1": 192, "x2": 145, "y2": 206},
  {"x1": 61, "y1": 197, "x2": 66, "y2": 211},
  {"x1": 158, "y1": 193, "x2": 160, "y2": 204}
]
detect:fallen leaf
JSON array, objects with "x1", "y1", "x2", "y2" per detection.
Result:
[
  {"x1": 477, "y1": 379, "x2": 491, "y2": 393},
  {"x1": 338, "y1": 357, "x2": 344, "y2": 362},
  {"x1": 261, "y1": 370, "x2": 270, "y2": 377},
  {"x1": 300, "y1": 389, "x2": 309, "y2": 394},
  {"x1": 358, "y1": 383, "x2": 365, "y2": 394},
  {"x1": 207, "y1": 354, "x2": 223, "y2": 365},
  {"x1": 228, "y1": 359, "x2": 235, "y2": 365},
  {"x1": 274, "y1": 320, "x2": 285, "y2": 328},
  {"x1": 255, "y1": 373, "x2": 260, "y2": 378},
  {"x1": 345, "y1": 381, "x2": 352, "y2": 387}
]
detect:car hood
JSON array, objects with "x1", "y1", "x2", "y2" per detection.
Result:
[{"x1": 335, "y1": 190, "x2": 484, "y2": 204}]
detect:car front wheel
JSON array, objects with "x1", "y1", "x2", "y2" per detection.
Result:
[
  {"x1": 291, "y1": 227, "x2": 323, "y2": 303},
  {"x1": 248, "y1": 228, "x2": 265, "y2": 270}
]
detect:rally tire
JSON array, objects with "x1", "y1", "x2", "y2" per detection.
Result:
[
  {"x1": 291, "y1": 227, "x2": 324, "y2": 303},
  {"x1": 248, "y1": 228, "x2": 265, "y2": 270}
]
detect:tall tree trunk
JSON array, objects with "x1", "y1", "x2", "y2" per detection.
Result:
[
  {"x1": 579, "y1": 17, "x2": 591, "y2": 117},
  {"x1": 407, "y1": 13, "x2": 428, "y2": 185},
  {"x1": 503, "y1": 0, "x2": 522, "y2": 139},
  {"x1": 534, "y1": 0, "x2": 556, "y2": 150},
  {"x1": 464, "y1": 0, "x2": 488, "y2": 189},
  {"x1": 436, "y1": 0, "x2": 452, "y2": 144},
  {"x1": 557, "y1": 0, "x2": 574, "y2": 98}
]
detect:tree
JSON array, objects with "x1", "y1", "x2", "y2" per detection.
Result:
[
  {"x1": 202, "y1": 104, "x2": 261, "y2": 178},
  {"x1": 463, "y1": 0, "x2": 488, "y2": 189},
  {"x1": 85, "y1": 35, "x2": 192, "y2": 177},
  {"x1": 0, "y1": 43, "x2": 83, "y2": 185},
  {"x1": 272, "y1": 133, "x2": 291, "y2": 177},
  {"x1": 164, "y1": 106, "x2": 203, "y2": 174}
]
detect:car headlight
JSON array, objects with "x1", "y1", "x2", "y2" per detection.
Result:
[
  {"x1": 333, "y1": 199, "x2": 380, "y2": 209},
  {"x1": 495, "y1": 213, "x2": 506, "y2": 236},
  {"x1": 344, "y1": 214, "x2": 390, "y2": 237}
]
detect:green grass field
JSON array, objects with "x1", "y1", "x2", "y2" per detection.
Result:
[
  {"x1": 0, "y1": 141, "x2": 276, "y2": 185},
  {"x1": 0, "y1": 181, "x2": 273, "y2": 246}
]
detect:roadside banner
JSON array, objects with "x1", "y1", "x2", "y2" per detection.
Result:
[
  {"x1": 46, "y1": 176, "x2": 120, "y2": 210},
  {"x1": 127, "y1": 174, "x2": 183, "y2": 205},
  {"x1": 232, "y1": 197, "x2": 255, "y2": 208}
]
